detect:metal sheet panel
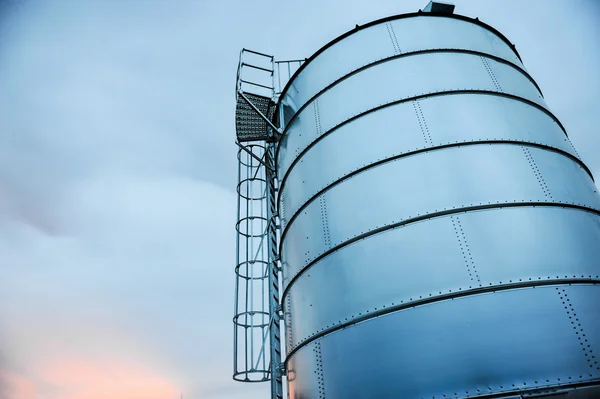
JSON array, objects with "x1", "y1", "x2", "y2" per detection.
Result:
[
  {"x1": 280, "y1": 94, "x2": 578, "y2": 228},
  {"x1": 284, "y1": 207, "x2": 600, "y2": 351},
  {"x1": 278, "y1": 52, "x2": 544, "y2": 178},
  {"x1": 281, "y1": 145, "x2": 600, "y2": 287},
  {"x1": 286, "y1": 340, "x2": 322, "y2": 399},
  {"x1": 287, "y1": 285, "x2": 600, "y2": 399},
  {"x1": 279, "y1": 15, "x2": 523, "y2": 121},
  {"x1": 390, "y1": 16, "x2": 521, "y2": 66},
  {"x1": 275, "y1": 10, "x2": 600, "y2": 399},
  {"x1": 560, "y1": 284, "x2": 600, "y2": 370}
]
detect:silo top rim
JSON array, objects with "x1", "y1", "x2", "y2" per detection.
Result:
[{"x1": 276, "y1": 11, "x2": 521, "y2": 107}]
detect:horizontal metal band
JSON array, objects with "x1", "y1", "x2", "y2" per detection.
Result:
[
  {"x1": 452, "y1": 381, "x2": 600, "y2": 399},
  {"x1": 281, "y1": 203, "x2": 600, "y2": 302},
  {"x1": 276, "y1": 90, "x2": 573, "y2": 209},
  {"x1": 275, "y1": 12, "x2": 523, "y2": 107},
  {"x1": 279, "y1": 141, "x2": 594, "y2": 252},
  {"x1": 285, "y1": 279, "x2": 600, "y2": 363},
  {"x1": 276, "y1": 48, "x2": 541, "y2": 151}
]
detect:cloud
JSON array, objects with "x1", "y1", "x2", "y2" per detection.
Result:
[
  {"x1": 0, "y1": 370, "x2": 38, "y2": 399},
  {"x1": 33, "y1": 358, "x2": 179, "y2": 399},
  {"x1": 0, "y1": 356, "x2": 6, "y2": 399},
  {"x1": 0, "y1": 0, "x2": 259, "y2": 396},
  {"x1": 0, "y1": 174, "x2": 244, "y2": 397}
]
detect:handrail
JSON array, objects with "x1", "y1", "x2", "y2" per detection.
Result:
[{"x1": 236, "y1": 49, "x2": 276, "y2": 99}]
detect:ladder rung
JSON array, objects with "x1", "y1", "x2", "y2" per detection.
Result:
[
  {"x1": 240, "y1": 79, "x2": 273, "y2": 90},
  {"x1": 243, "y1": 48, "x2": 273, "y2": 58},
  {"x1": 242, "y1": 62, "x2": 273, "y2": 73}
]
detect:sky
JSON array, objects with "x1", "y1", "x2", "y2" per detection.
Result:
[{"x1": 0, "y1": 0, "x2": 598, "y2": 398}]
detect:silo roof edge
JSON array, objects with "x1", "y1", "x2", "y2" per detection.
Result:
[{"x1": 276, "y1": 12, "x2": 521, "y2": 109}]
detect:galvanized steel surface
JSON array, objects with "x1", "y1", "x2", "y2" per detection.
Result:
[
  {"x1": 276, "y1": 12, "x2": 600, "y2": 399},
  {"x1": 287, "y1": 285, "x2": 600, "y2": 398}
]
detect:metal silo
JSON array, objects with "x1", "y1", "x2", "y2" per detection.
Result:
[{"x1": 234, "y1": 2, "x2": 600, "y2": 398}]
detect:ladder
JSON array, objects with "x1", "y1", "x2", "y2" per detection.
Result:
[{"x1": 233, "y1": 48, "x2": 284, "y2": 399}]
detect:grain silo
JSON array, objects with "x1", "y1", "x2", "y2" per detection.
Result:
[{"x1": 234, "y1": 2, "x2": 600, "y2": 398}]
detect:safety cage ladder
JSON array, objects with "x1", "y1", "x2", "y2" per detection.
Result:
[{"x1": 234, "y1": 48, "x2": 284, "y2": 399}]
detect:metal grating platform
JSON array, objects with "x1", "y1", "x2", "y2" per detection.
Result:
[{"x1": 235, "y1": 92, "x2": 276, "y2": 142}]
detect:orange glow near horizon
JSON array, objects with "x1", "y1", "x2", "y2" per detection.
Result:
[
  {"x1": 1, "y1": 370, "x2": 38, "y2": 399},
  {"x1": 2, "y1": 358, "x2": 181, "y2": 399}
]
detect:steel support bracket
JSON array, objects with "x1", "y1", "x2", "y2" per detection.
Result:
[{"x1": 279, "y1": 362, "x2": 287, "y2": 375}]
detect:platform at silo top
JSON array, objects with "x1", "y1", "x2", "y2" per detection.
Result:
[{"x1": 235, "y1": 92, "x2": 275, "y2": 142}]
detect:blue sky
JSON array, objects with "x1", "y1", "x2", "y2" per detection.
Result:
[{"x1": 0, "y1": 0, "x2": 598, "y2": 398}]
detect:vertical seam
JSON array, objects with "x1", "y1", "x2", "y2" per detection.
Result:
[
  {"x1": 481, "y1": 56, "x2": 503, "y2": 92},
  {"x1": 412, "y1": 100, "x2": 432, "y2": 145},
  {"x1": 388, "y1": 22, "x2": 401, "y2": 53},
  {"x1": 280, "y1": 198, "x2": 286, "y2": 230},
  {"x1": 314, "y1": 341, "x2": 326, "y2": 398},
  {"x1": 385, "y1": 22, "x2": 400, "y2": 54},
  {"x1": 556, "y1": 287, "x2": 599, "y2": 374},
  {"x1": 319, "y1": 196, "x2": 331, "y2": 249},
  {"x1": 565, "y1": 135, "x2": 582, "y2": 159},
  {"x1": 285, "y1": 298, "x2": 293, "y2": 353},
  {"x1": 522, "y1": 146, "x2": 553, "y2": 199},
  {"x1": 451, "y1": 215, "x2": 481, "y2": 286},
  {"x1": 313, "y1": 100, "x2": 322, "y2": 136}
]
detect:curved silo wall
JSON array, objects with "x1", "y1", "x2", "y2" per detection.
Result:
[{"x1": 275, "y1": 12, "x2": 600, "y2": 399}]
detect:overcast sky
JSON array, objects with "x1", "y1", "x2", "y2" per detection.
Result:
[{"x1": 0, "y1": 0, "x2": 598, "y2": 398}]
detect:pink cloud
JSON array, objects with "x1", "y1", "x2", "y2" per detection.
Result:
[
  {"x1": 3, "y1": 358, "x2": 180, "y2": 399},
  {"x1": 1, "y1": 370, "x2": 38, "y2": 399}
]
